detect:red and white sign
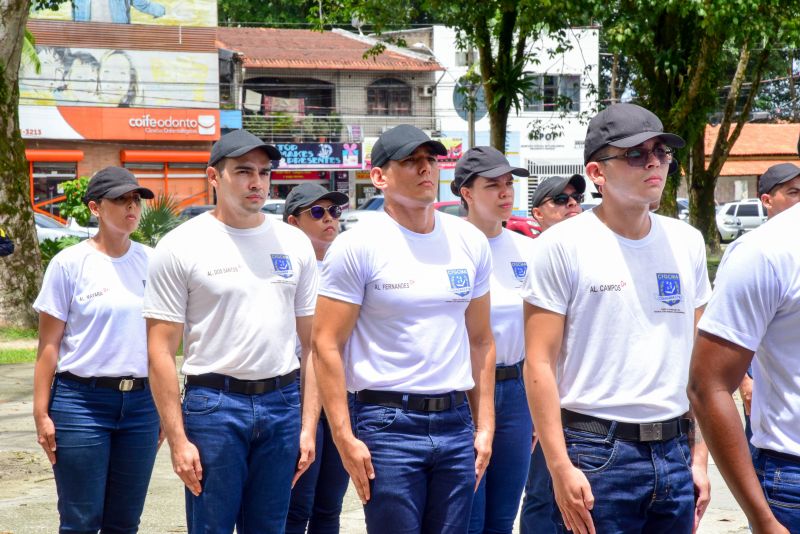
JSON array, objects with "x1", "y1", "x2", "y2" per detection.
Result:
[{"x1": 20, "y1": 106, "x2": 220, "y2": 141}]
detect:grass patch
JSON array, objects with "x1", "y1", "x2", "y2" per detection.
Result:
[
  {"x1": 707, "y1": 254, "x2": 722, "y2": 285},
  {"x1": 0, "y1": 326, "x2": 38, "y2": 341},
  {"x1": 0, "y1": 348, "x2": 37, "y2": 364}
]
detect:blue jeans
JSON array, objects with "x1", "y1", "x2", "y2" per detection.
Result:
[
  {"x1": 49, "y1": 375, "x2": 160, "y2": 534},
  {"x1": 351, "y1": 393, "x2": 476, "y2": 534},
  {"x1": 556, "y1": 427, "x2": 695, "y2": 533},
  {"x1": 520, "y1": 441, "x2": 557, "y2": 534},
  {"x1": 469, "y1": 367, "x2": 531, "y2": 534},
  {"x1": 182, "y1": 381, "x2": 301, "y2": 534},
  {"x1": 287, "y1": 415, "x2": 350, "y2": 534},
  {"x1": 753, "y1": 449, "x2": 800, "y2": 531}
]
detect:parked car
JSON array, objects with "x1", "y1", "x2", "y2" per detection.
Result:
[
  {"x1": 433, "y1": 200, "x2": 467, "y2": 218},
  {"x1": 35, "y1": 213, "x2": 87, "y2": 243},
  {"x1": 340, "y1": 195, "x2": 385, "y2": 231},
  {"x1": 179, "y1": 204, "x2": 215, "y2": 219},
  {"x1": 677, "y1": 197, "x2": 689, "y2": 221},
  {"x1": 66, "y1": 216, "x2": 99, "y2": 238},
  {"x1": 505, "y1": 215, "x2": 542, "y2": 238},
  {"x1": 261, "y1": 199, "x2": 286, "y2": 221},
  {"x1": 716, "y1": 198, "x2": 767, "y2": 242}
]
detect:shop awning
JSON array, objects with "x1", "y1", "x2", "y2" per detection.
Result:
[
  {"x1": 120, "y1": 150, "x2": 210, "y2": 163},
  {"x1": 25, "y1": 149, "x2": 84, "y2": 162}
]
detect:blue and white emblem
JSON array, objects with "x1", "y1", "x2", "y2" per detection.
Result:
[
  {"x1": 271, "y1": 254, "x2": 294, "y2": 279},
  {"x1": 656, "y1": 273, "x2": 681, "y2": 306},
  {"x1": 447, "y1": 268, "x2": 472, "y2": 297},
  {"x1": 511, "y1": 262, "x2": 528, "y2": 283}
]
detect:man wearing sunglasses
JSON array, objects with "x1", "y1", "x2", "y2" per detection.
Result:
[
  {"x1": 313, "y1": 124, "x2": 496, "y2": 533},
  {"x1": 523, "y1": 103, "x2": 712, "y2": 534},
  {"x1": 530, "y1": 174, "x2": 586, "y2": 232}
]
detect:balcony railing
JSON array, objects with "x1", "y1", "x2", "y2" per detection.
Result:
[{"x1": 242, "y1": 113, "x2": 438, "y2": 143}]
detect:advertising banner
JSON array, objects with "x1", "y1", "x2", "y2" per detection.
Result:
[
  {"x1": 20, "y1": 105, "x2": 220, "y2": 141},
  {"x1": 31, "y1": 0, "x2": 216, "y2": 28},
  {"x1": 275, "y1": 143, "x2": 362, "y2": 170},
  {"x1": 20, "y1": 47, "x2": 218, "y2": 109}
]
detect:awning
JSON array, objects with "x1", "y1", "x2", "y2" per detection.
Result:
[
  {"x1": 25, "y1": 149, "x2": 84, "y2": 162},
  {"x1": 120, "y1": 150, "x2": 210, "y2": 163}
]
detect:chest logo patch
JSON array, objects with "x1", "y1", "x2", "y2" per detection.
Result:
[
  {"x1": 447, "y1": 268, "x2": 472, "y2": 297},
  {"x1": 271, "y1": 254, "x2": 294, "y2": 279},
  {"x1": 511, "y1": 262, "x2": 528, "y2": 283},
  {"x1": 656, "y1": 273, "x2": 682, "y2": 306}
]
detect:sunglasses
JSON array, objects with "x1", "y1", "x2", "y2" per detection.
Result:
[
  {"x1": 596, "y1": 146, "x2": 674, "y2": 168},
  {"x1": 546, "y1": 193, "x2": 584, "y2": 206},
  {"x1": 107, "y1": 193, "x2": 142, "y2": 205},
  {"x1": 299, "y1": 205, "x2": 343, "y2": 220}
]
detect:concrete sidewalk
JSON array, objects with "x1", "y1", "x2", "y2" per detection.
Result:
[{"x1": 0, "y1": 362, "x2": 749, "y2": 533}]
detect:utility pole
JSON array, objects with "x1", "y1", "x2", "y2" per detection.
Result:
[{"x1": 467, "y1": 47, "x2": 476, "y2": 149}]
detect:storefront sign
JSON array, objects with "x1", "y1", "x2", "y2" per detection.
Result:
[
  {"x1": 20, "y1": 106, "x2": 220, "y2": 141},
  {"x1": 271, "y1": 171, "x2": 324, "y2": 181},
  {"x1": 275, "y1": 143, "x2": 361, "y2": 169}
]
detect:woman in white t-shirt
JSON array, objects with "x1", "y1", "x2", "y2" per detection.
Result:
[
  {"x1": 453, "y1": 147, "x2": 535, "y2": 534},
  {"x1": 32, "y1": 167, "x2": 160, "y2": 533}
]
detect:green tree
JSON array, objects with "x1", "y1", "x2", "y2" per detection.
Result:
[
  {"x1": 60, "y1": 177, "x2": 91, "y2": 227},
  {"x1": 586, "y1": 0, "x2": 800, "y2": 252}
]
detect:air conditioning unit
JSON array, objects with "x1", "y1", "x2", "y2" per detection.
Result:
[{"x1": 420, "y1": 85, "x2": 435, "y2": 97}]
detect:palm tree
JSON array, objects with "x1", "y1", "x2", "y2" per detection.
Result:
[{"x1": 23, "y1": 28, "x2": 41, "y2": 74}]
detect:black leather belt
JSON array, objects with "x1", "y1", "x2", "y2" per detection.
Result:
[
  {"x1": 496, "y1": 364, "x2": 521, "y2": 381},
  {"x1": 57, "y1": 371, "x2": 147, "y2": 392},
  {"x1": 186, "y1": 370, "x2": 297, "y2": 395},
  {"x1": 355, "y1": 389, "x2": 466, "y2": 412},
  {"x1": 562, "y1": 409, "x2": 691, "y2": 442},
  {"x1": 759, "y1": 448, "x2": 800, "y2": 464}
]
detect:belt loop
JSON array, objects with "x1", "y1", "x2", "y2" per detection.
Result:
[
  {"x1": 606, "y1": 421, "x2": 617, "y2": 442},
  {"x1": 402, "y1": 393, "x2": 409, "y2": 411},
  {"x1": 223, "y1": 375, "x2": 230, "y2": 393},
  {"x1": 90, "y1": 377, "x2": 98, "y2": 389}
]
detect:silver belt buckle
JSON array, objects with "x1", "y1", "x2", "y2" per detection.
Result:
[
  {"x1": 118, "y1": 379, "x2": 134, "y2": 392},
  {"x1": 639, "y1": 422, "x2": 663, "y2": 441}
]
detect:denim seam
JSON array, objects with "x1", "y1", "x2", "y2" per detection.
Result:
[{"x1": 567, "y1": 438, "x2": 619, "y2": 474}]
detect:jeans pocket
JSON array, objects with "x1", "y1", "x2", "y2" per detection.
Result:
[
  {"x1": 763, "y1": 457, "x2": 800, "y2": 509},
  {"x1": 676, "y1": 437, "x2": 693, "y2": 470},
  {"x1": 354, "y1": 404, "x2": 398, "y2": 437},
  {"x1": 455, "y1": 402, "x2": 475, "y2": 431},
  {"x1": 278, "y1": 383, "x2": 301, "y2": 408},
  {"x1": 565, "y1": 430, "x2": 618, "y2": 474},
  {"x1": 182, "y1": 387, "x2": 223, "y2": 415}
]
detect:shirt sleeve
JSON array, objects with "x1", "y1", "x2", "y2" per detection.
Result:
[
  {"x1": 294, "y1": 242, "x2": 319, "y2": 317},
  {"x1": 319, "y1": 235, "x2": 367, "y2": 305},
  {"x1": 520, "y1": 235, "x2": 572, "y2": 315},
  {"x1": 471, "y1": 234, "x2": 492, "y2": 299},
  {"x1": 692, "y1": 231, "x2": 712, "y2": 308},
  {"x1": 32, "y1": 254, "x2": 73, "y2": 322},
  {"x1": 142, "y1": 240, "x2": 188, "y2": 323},
  {"x1": 697, "y1": 242, "x2": 780, "y2": 352}
]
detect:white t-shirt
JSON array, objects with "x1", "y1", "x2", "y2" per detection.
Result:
[
  {"x1": 320, "y1": 211, "x2": 492, "y2": 393},
  {"x1": 143, "y1": 213, "x2": 318, "y2": 380},
  {"x1": 33, "y1": 240, "x2": 152, "y2": 377},
  {"x1": 521, "y1": 211, "x2": 711, "y2": 423},
  {"x1": 698, "y1": 204, "x2": 800, "y2": 454},
  {"x1": 488, "y1": 229, "x2": 538, "y2": 366}
]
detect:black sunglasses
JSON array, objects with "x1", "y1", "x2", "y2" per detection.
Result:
[
  {"x1": 546, "y1": 192, "x2": 584, "y2": 206},
  {"x1": 299, "y1": 205, "x2": 343, "y2": 220},
  {"x1": 596, "y1": 146, "x2": 674, "y2": 168}
]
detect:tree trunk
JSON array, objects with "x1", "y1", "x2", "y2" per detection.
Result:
[
  {"x1": 489, "y1": 105, "x2": 509, "y2": 152},
  {"x1": 0, "y1": 0, "x2": 42, "y2": 328},
  {"x1": 688, "y1": 135, "x2": 721, "y2": 256}
]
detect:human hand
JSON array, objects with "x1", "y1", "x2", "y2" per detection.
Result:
[
  {"x1": 474, "y1": 429, "x2": 493, "y2": 489},
  {"x1": 552, "y1": 464, "x2": 595, "y2": 534},
  {"x1": 170, "y1": 439, "x2": 203, "y2": 496},
  {"x1": 34, "y1": 414, "x2": 57, "y2": 464},
  {"x1": 338, "y1": 436, "x2": 374, "y2": 504},
  {"x1": 293, "y1": 426, "x2": 317, "y2": 487}
]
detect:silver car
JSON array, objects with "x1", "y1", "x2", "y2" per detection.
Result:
[
  {"x1": 35, "y1": 213, "x2": 88, "y2": 243},
  {"x1": 716, "y1": 199, "x2": 767, "y2": 242}
]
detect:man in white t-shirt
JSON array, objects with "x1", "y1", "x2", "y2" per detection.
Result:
[
  {"x1": 523, "y1": 103, "x2": 712, "y2": 534},
  {"x1": 313, "y1": 124, "x2": 496, "y2": 533},
  {"x1": 689, "y1": 204, "x2": 800, "y2": 533},
  {"x1": 144, "y1": 129, "x2": 320, "y2": 533}
]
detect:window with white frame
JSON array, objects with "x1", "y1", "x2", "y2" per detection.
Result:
[{"x1": 524, "y1": 74, "x2": 581, "y2": 112}]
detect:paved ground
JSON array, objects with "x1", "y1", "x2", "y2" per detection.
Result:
[{"x1": 0, "y1": 361, "x2": 750, "y2": 533}]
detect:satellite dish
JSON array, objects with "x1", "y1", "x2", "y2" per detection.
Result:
[
  {"x1": 351, "y1": 16, "x2": 364, "y2": 35},
  {"x1": 453, "y1": 76, "x2": 488, "y2": 122}
]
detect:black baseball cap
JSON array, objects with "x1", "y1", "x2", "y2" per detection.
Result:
[
  {"x1": 451, "y1": 146, "x2": 529, "y2": 196},
  {"x1": 209, "y1": 129, "x2": 281, "y2": 167},
  {"x1": 371, "y1": 124, "x2": 447, "y2": 168},
  {"x1": 584, "y1": 103, "x2": 685, "y2": 164},
  {"x1": 758, "y1": 162, "x2": 800, "y2": 196},
  {"x1": 283, "y1": 183, "x2": 349, "y2": 222},
  {"x1": 84, "y1": 166, "x2": 154, "y2": 203},
  {"x1": 530, "y1": 175, "x2": 586, "y2": 208}
]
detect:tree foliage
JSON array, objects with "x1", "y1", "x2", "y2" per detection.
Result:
[{"x1": 582, "y1": 0, "x2": 800, "y2": 251}]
